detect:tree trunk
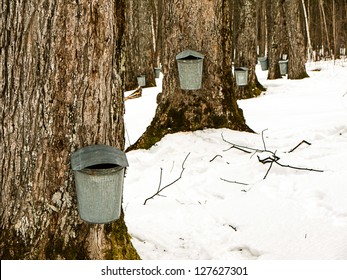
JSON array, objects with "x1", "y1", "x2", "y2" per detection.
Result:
[
  {"x1": 267, "y1": 0, "x2": 286, "y2": 79},
  {"x1": 153, "y1": 0, "x2": 163, "y2": 68},
  {"x1": 319, "y1": 0, "x2": 331, "y2": 53},
  {"x1": 283, "y1": 0, "x2": 309, "y2": 79},
  {"x1": 125, "y1": 0, "x2": 156, "y2": 91},
  {"x1": 301, "y1": 0, "x2": 313, "y2": 61},
  {"x1": 129, "y1": 0, "x2": 251, "y2": 151},
  {"x1": 234, "y1": 0, "x2": 265, "y2": 99},
  {"x1": 0, "y1": 0, "x2": 139, "y2": 260},
  {"x1": 257, "y1": 0, "x2": 267, "y2": 57}
]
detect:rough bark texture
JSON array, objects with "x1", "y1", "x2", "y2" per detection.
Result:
[
  {"x1": 0, "y1": 0, "x2": 139, "y2": 260},
  {"x1": 129, "y1": 0, "x2": 252, "y2": 151},
  {"x1": 233, "y1": 0, "x2": 265, "y2": 99},
  {"x1": 283, "y1": 0, "x2": 309, "y2": 79},
  {"x1": 267, "y1": 0, "x2": 286, "y2": 80},
  {"x1": 257, "y1": 0, "x2": 267, "y2": 57},
  {"x1": 125, "y1": 0, "x2": 156, "y2": 91}
]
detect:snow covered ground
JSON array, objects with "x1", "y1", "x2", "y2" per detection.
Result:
[{"x1": 123, "y1": 60, "x2": 347, "y2": 260}]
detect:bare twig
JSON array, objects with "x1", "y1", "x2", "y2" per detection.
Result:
[
  {"x1": 220, "y1": 178, "x2": 249, "y2": 186},
  {"x1": 274, "y1": 161, "x2": 324, "y2": 173},
  {"x1": 261, "y1": 129, "x2": 269, "y2": 150},
  {"x1": 221, "y1": 133, "x2": 259, "y2": 153},
  {"x1": 229, "y1": 225, "x2": 238, "y2": 232},
  {"x1": 288, "y1": 140, "x2": 312, "y2": 153},
  {"x1": 222, "y1": 133, "x2": 324, "y2": 180},
  {"x1": 263, "y1": 160, "x2": 274, "y2": 179},
  {"x1": 144, "y1": 153, "x2": 191, "y2": 205},
  {"x1": 210, "y1": 155, "x2": 222, "y2": 162}
]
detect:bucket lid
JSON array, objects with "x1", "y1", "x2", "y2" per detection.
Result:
[
  {"x1": 176, "y1": 49, "x2": 204, "y2": 60},
  {"x1": 71, "y1": 145, "x2": 129, "y2": 171}
]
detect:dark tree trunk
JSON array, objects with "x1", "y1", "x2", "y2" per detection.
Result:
[
  {"x1": 234, "y1": 0, "x2": 265, "y2": 99},
  {"x1": 153, "y1": 0, "x2": 163, "y2": 67},
  {"x1": 283, "y1": 0, "x2": 309, "y2": 79},
  {"x1": 129, "y1": 0, "x2": 251, "y2": 151},
  {"x1": 125, "y1": 0, "x2": 156, "y2": 91},
  {"x1": 257, "y1": 0, "x2": 267, "y2": 57},
  {"x1": 267, "y1": 0, "x2": 286, "y2": 79},
  {"x1": 0, "y1": 0, "x2": 139, "y2": 260}
]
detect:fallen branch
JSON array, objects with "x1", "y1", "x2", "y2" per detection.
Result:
[
  {"x1": 274, "y1": 161, "x2": 324, "y2": 173},
  {"x1": 288, "y1": 140, "x2": 312, "y2": 153},
  {"x1": 229, "y1": 225, "x2": 237, "y2": 232},
  {"x1": 222, "y1": 132, "x2": 324, "y2": 180},
  {"x1": 220, "y1": 178, "x2": 249, "y2": 186},
  {"x1": 144, "y1": 152, "x2": 191, "y2": 205},
  {"x1": 210, "y1": 155, "x2": 222, "y2": 162},
  {"x1": 261, "y1": 129, "x2": 269, "y2": 150}
]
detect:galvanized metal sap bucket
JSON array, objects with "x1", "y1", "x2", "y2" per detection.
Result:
[
  {"x1": 154, "y1": 67, "x2": 161, "y2": 78},
  {"x1": 137, "y1": 75, "x2": 146, "y2": 87},
  {"x1": 234, "y1": 67, "x2": 249, "y2": 86},
  {"x1": 279, "y1": 60, "x2": 288, "y2": 75},
  {"x1": 176, "y1": 49, "x2": 204, "y2": 90},
  {"x1": 258, "y1": 56, "x2": 268, "y2": 71},
  {"x1": 71, "y1": 145, "x2": 128, "y2": 224}
]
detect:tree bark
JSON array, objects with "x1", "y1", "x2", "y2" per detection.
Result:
[
  {"x1": 234, "y1": 0, "x2": 265, "y2": 99},
  {"x1": 301, "y1": 0, "x2": 313, "y2": 61},
  {"x1": 283, "y1": 0, "x2": 309, "y2": 79},
  {"x1": 0, "y1": 0, "x2": 139, "y2": 259},
  {"x1": 257, "y1": 0, "x2": 267, "y2": 57},
  {"x1": 125, "y1": 0, "x2": 156, "y2": 91},
  {"x1": 267, "y1": 0, "x2": 286, "y2": 79},
  {"x1": 129, "y1": 0, "x2": 251, "y2": 151}
]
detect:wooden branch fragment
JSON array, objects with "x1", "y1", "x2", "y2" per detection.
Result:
[
  {"x1": 229, "y1": 225, "x2": 237, "y2": 232},
  {"x1": 221, "y1": 133, "x2": 258, "y2": 153},
  {"x1": 263, "y1": 161, "x2": 274, "y2": 180},
  {"x1": 144, "y1": 153, "x2": 191, "y2": 205},
  {"x1": 209, "y1": 155, "x2": 222, "y2": 162},
  {"x1": 261, "y1": 129, "x2": 269, "y2": 150},
  {"x1": 274, "y1": 161, "x2": 324, "y2": 173},
  {"x1": 220, "y1": 178, "x2": 249, "y2": 186},
  {"x1": 288, "y1": 140, "x2": 312, "y2": 153},
  {"x1": 221, "y1": 133, "x2": 324, "y2": 181}
]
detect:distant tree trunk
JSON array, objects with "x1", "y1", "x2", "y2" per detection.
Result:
[
  {"x1": 319, "y1": 0, "x2": 331, "y2": 53},
  {"x1": 267, "y1": 0, "x2": 285, "y2": 79},
  {"x1": 301, "y1": 0, "x2": 313, "y2": 61},
  {"x1": 129, "y1": 0, "x2": 251, "y2": 151},
  {"x1": 234, "y1": 0, "x2": 265, "y2": 99},
  {"x1": 0, "y1": 0, "x2": 139, "y2": 260},
  {"x1": 283, "y1": 0, "x2": 309, "y2": 79},
  {"x1": 125, "y1": 0, "x2": 156, "y2": 91},
  {"x1": 257, "y1": 0, "x2": 267, "y2": 57},
  {"x1": 153, "y1": 0, "x2": 163, "y2": 68}
]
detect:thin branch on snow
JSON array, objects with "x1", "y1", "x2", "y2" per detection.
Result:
[
  {"x1": 209, "y1": 155, "x2": 223, "y2": 162},
  {"x1": 260, "y1": 151, "x2": 277, "y2": 180},
  {"x1": 221, "y1": 133, "x2": 254, "y2": 154},
  {"x1": 229, "y1": 225, "x2": 238, "y2": 232},
  {"x1": 221, "y1": 133, "x2": 324, "y2": 180},
  {"x1": 220, "y1": 178, "x2": 249, "y2": 186},
  {"x1": 274, "y1": 161, "x2": 324, "y2": 173},
  {"x1": 288, "y1": 140, "x2": 312, "y2": 153},
  {"x1": 144, "y1": 152, "x2": 191, "y2": 205},
  {"x1": 261, "y1": 129, "x2": 269, "y2": 150}
]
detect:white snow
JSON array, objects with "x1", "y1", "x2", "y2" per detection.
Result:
[{"x1": 123, "y1": 60, "x2": 347, "y2": 260}]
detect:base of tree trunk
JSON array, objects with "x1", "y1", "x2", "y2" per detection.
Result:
[
  {"x1": 235, "y1": 81, "x2": 266, "y2": 100},
  {"x1": 0, "y1": 211, "x2": 141, "y2": 260},
  {"x1": 127, "y1": 98, "x2": 253, "y2": 151}
]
